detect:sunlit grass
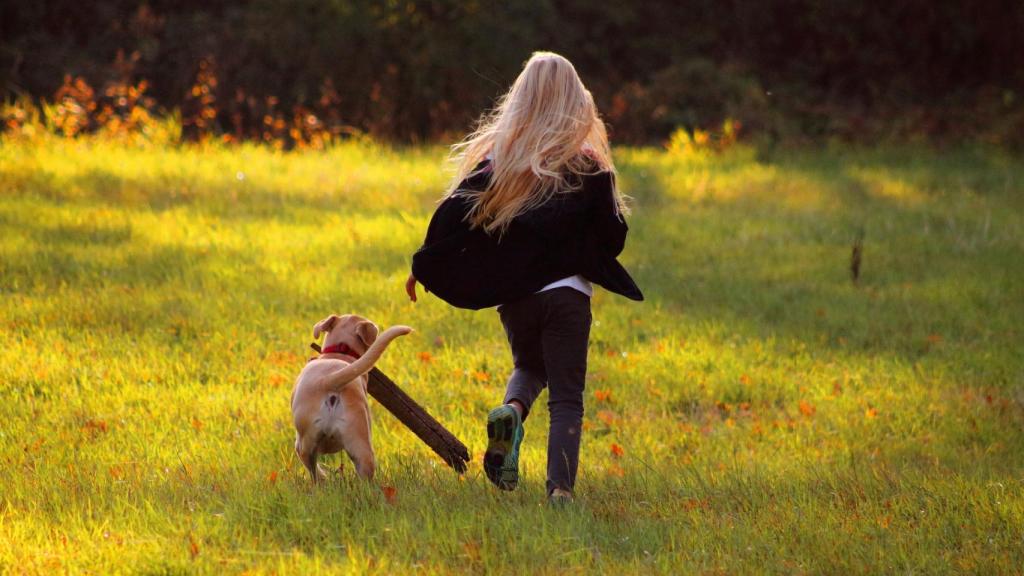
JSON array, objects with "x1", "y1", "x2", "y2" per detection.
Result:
[{"x1": 1, "y1": 134, "x2": 1023, "y2": 574}]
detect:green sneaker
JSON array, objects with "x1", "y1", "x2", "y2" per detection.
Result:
[{"x1": 483, "y1": 405, "x2": 524, "y2": 490}]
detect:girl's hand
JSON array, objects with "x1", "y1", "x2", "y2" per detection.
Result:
[{"x1": 405, "y1": 273, "x2": 419, "y2": 302}]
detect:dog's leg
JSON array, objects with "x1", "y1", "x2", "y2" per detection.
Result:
[
  {"x1": 304, "y1": 449, "x2": 326, "y2": 484},
  {"x1": 341, "y1": 410, "x2": 376, "y2": 480},
  {"x1": 346, "y1": 443, "x2": 376, "y2": 480}
]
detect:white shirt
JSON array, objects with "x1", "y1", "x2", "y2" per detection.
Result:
[{"x1": 537, "y1": 275, "x2": 593, "y2": 297}]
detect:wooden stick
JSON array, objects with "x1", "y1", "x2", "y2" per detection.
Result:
[{"x1": 366, "y1": 367, "x2": 471, "y2": 473}]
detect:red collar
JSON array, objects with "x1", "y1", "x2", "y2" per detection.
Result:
[{"x1": 320, "y1": 342, "x2": 361, "y2": 358}]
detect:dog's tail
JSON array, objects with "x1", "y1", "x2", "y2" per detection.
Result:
[{"x1": 320, "y1": 325, "x2": 413, "y2": 392}]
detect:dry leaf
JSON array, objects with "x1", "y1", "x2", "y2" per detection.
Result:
[
  {"x1": 798, "y1": 400, "x2": 816, "y2": 417},
  {"x1": 381, "y1": 485, "x2": 398, "y2": 504},
  {"x1": 596, "y1": 410, "x2": 616, "y2": 426},
  {"x1": 610, "y1": 443, "x2": 624, "y2": 458}
]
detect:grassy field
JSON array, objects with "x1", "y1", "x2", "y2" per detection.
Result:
[{"x1": 1, "y1": 134, "x2": 1023, "y2": 574}]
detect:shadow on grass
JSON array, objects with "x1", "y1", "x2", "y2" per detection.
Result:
[{"x1": 618, "y1": 149, "x2": 1023, "y2": 370}]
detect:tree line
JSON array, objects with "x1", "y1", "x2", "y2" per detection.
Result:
[{"x1": 2, "y1": 0, "x2": 1022, "y2": 146}]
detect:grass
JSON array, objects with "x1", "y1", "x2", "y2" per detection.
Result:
[{"x1": 1, "y1": 134, "x2": 1023, "y2": 574}]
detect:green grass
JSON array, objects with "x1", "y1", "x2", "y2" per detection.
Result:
[{"x1": 1, "y1": 134, "x2": 1023, "y2": 574}]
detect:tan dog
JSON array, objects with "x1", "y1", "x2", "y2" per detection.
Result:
[{"x1": 291, "y1": 314, "x2": 411, "y2": 482}]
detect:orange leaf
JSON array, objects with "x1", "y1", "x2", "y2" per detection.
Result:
[
  {"x1": 607, "y1": 463, "x2": 625, "y2": 477},
  {"x1": 739, "y1": 374, "x2": 752, "y2": 386},
  {"x1": 267, "y1": 470, "x2": 278, "y2": 483},
  {"x1": 418, "y1": 351, "x2": 433, "y2": 363},
  {"x1": 610, "y1": 443, "x2": 624, "y2": 458},
  {"x1": 471, "y1": 370, "x2": 489, "y2": 382},
  {"x1": 188, "y1": 534, "x2": 200, "y2": 559},
  {"x1": 268, "y1": 374, "x2": 286, "y2": 388},
  {"x1": 798, "y1": 400, "x2": 816, "y2": 417},
  {"x1": 381, "y1": 485, "x2": 398, "y2": 504},
  {"x1": 190, "y1": 417, "x2": 203, "y2": 431},
  {"x1": 82, "y1": 419, "x2": 108, "y2": 437},
  {"x1": 594, "y1": 389, "x2": 612, "y2": 403},
  {"x1": 865, "y1": 407, "x2": 878, "y2": 419},
  {"x1": 596, "y1": 410, "x2": 616, "y2": 426}
]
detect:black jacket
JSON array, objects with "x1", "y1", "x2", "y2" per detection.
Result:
[{"x1": 411, "y1": 161, "x2": 643, "y2": 310}]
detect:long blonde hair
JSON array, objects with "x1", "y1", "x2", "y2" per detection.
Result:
[{"x1": 446, "y1": 51, "x2": 625, "y2": 235}]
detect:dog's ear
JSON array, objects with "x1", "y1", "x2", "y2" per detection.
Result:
[
  {"x1": 312, "y1": 314, "x2": 341, "y2": 339},
  {"x1": 355, "y1": 320, "x2": 379, "y2": 347}
]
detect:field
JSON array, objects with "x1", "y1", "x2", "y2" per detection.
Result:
[{"x1": 1, "y1": 135, "x2": 1023, "y2": 574}]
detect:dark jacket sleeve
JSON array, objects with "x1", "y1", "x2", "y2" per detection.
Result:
[
  {"x1": 585, "y1": 171, "x2": 628, "y2": 257},
  {"x1": 422, "y1": 194, "x2": 472, "y2": 247}
]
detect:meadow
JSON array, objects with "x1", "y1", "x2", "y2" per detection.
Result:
[{"x1": 1, "y1": 134, "x2": 1022, "y2": 574}]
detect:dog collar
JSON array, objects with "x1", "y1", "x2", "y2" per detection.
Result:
[{"x1": 319, "y1": 342, "x2": 361, "y2": 358}]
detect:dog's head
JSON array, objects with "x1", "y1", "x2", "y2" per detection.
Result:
[{"x1": 313, "y1": 313, "x2": 379, "y2": 356}]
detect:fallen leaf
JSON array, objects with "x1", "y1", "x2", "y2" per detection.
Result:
[
  {"x1": 418, "y1": 351, "x2": 433, "y2": 363},
  {"x1": 267, "y1": 470, "x2": 278, "y2": 483},
  {"x1": 381, "y1": 485, "x2": 398, "y2": 504},
  {"x1": 471, "y1": 370, "x2": 489, "y2": 382},
  {"x1": 596, "y1": 410, "x2": 616, "y2": 427},
  {"x1": 607, "y1": 463, "x2": 625, "y2": 477},
  {"x1": 610, "y1": 443, "x2": 624, "y2": 458},
  {"x1": 82, "y1": 419, "x2": 108, "y2": 437},
  {"x1": 594, "y1": 389, "x2": 612, "y2": 403},
  {"x1": 739, "y1": 374, "x2": 752, "y2": 386},
  {"x1": 189, "y1": 534, "x2": 200, "y2": 559},
  {"x1": 865, "y1": 407, "x2": 878, "y2": 419},
  {"x1": 190, "y1": 417, "x2": 203, "y2": 431},
  {"x1": 798, "y1": 400, "x2": 816, "y2": 417}
]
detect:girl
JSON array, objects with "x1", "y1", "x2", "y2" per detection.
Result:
[{"x1": 406, "y1": 51, "x2": 642, "y2": 504}]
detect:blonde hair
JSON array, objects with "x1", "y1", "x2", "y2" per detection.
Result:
[{"x1": 446, "y1": 51, "x2": 625, "y2": 235}]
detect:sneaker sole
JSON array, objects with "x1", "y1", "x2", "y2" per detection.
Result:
[{"x1": 483, "y1": 406, "x2": 520, "y2": 491}]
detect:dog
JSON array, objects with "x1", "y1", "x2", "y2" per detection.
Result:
[{"x1": 290, "y1": 314, "x2": 411, "y2": 482}]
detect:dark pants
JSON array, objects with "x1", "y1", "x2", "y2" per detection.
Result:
[{"x1": 497, "y1": 287, "x2": 592, "y2": 494}]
